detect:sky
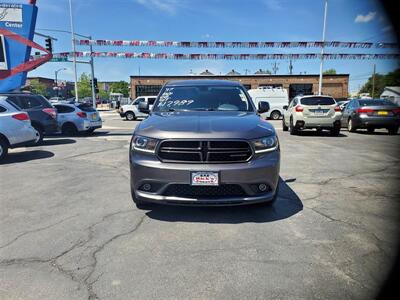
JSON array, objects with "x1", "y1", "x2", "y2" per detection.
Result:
[{"x1": 4, "y1": 0, "x2": 399, "y2": 93}]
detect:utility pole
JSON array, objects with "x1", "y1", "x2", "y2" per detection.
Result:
[
  {"x1": 244, "y1": 69, "x2": 250, "y2": 75},
  {"x1": 372, "y1": 64, "x2": 376, "y2": 98},
  {"x1": 288, "y1": 60, "x2": 293, "y2": 75},
  {"x1": 318, "y1": 0, "x2": 328, "y2": 95},
  {"x1": 272, "y1": 62, "x2": 279, "y2": 75},
  {"x1": 68, "y1": 0, "x2": 79, "y2": 102},
  {"x1": 89, "y1": 35, "x2": 96, "y2": 108}
]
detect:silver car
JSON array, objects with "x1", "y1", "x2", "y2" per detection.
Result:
[
  {"x1": 54, "y1": 102, "x2": 102, "y2": 135},
  {"x1": 0, "y1": 98, "x2": 39, "y2": 161}
]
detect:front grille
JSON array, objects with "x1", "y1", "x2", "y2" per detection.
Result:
[
  {"x1": 163, "y1": 184, "x2": 247, "y2": 198},
  {"x1": 157, "y1": 140, "x2": 252, "y2": 163}
]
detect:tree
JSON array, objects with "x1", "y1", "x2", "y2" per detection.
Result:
[
  {"x1": 110, "y1": 81, "x2": 129, "y2": 97},
  {"x1": 323, "y1": 69, "x2": 337, "y2": 75},
  {"x1": 72, "y1": 73, "x2": 92, "y2": 98},
  {"x1": 359, "y1": 69, "x2": 400, "y2": 98},
  {"x1": 98, "y1": 89, "x2": 109, "y2": 100},
  {"x1": 25, "y1": 79, "x2": 48, "y2": 96}
]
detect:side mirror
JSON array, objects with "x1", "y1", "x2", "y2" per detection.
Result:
[
  {"x1": 283, "y1": 105, "x2": 288, "y2": 110},
  {"x1": 138, "y1": 102, "x2": 150, "y2": 114},
  {"x1": 258, "y1": 101, "x2": 270, "y2": 114}
]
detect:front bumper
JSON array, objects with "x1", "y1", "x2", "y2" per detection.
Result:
[
  {"x1": 130, "y1": 150, "x2": 280, "y2": 206},
  {"x1": 119, "y1": 112, "x2": 126, "y2": 118}
]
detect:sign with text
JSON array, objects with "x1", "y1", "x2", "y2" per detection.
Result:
[{"x1": 0, "y1": 2, "x2": 38, "y2": 92}]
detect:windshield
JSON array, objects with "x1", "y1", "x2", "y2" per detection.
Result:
[
  {"x1": 300, "y1": 97, "x2": 336, "y2": 106},
  {"x1": 359, "y1": 99, "x2": 395, "y2": 106},
  {"x1": 153, "y1": 86, "x2": 253, "y2": 112}
]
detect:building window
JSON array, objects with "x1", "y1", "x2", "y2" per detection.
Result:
[
  {"x1": 289, "y1": 84, "x2": 313, "y2": 99},
  {"x1": 258, "y1": 84, "x2": 283, "y2": 88},
  {"x1": 136, "y1": 85, "x2": 162, "y2": 97}
]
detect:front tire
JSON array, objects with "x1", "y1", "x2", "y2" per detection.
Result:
[
  {"x1": 282, "y1": 118, "x2": 289, "y2": 131},
  {"x1": 126, "y1": 112, "x2": 136, "y2": 121},
  {"x1": 289, "y1": 117, "x2": 297, "y2": 135},
  {"x1": 347, "y1": 118, "x2": 356, "y2": 132},
  {"x1": 388, "y1": 126, "x2": 399, "y2": 135},
  {"x1": 270, "y1": 111, "x2": 281, "y2": 120},
  {"x1": 367, "y1": 127, "x2": 375, "y2": 134},
  {"x1": 32, "y1": 125, "x2": 44, "y2": 145},
  {"x1": 62, "y1": 123, "x2": 78, "y2": 136},
  {"x1": 0, "y1": 138, "x2": 8, "y2": 162},
  {"x1": 330, "y1": 127, "x2": 340, "y2": 136}
]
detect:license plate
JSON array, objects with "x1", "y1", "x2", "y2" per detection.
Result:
[
  {"x1": 90, "y1": 121, "x2": 101, "y2": 127},
  {"x1": 191, "y1": 171, "x2": 219, "y2": 186},
  {"x1": 92, "y1": 114, "x2": 97, "y2": 120},
  {"x1": 377, "y1": 111, "x2": 388, "y2": 116},
  {"x1": 314, "y1": 110, "x2": 324, "y2": 116}
]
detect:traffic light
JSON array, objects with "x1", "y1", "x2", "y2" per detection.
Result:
[
  {"x1": 45, "y1": 38, "x2": 52, "y2": 53},
  {"x1": 93, "y1": 78, "x2": 98, "y2": 88}
]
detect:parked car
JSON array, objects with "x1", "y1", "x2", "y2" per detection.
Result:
[
  {"x1": 282, "y1": 95, "x2": 342, "y2": 136},
  {"x1": 337, "y1": 100, "x2": 350, "y2": 111},
  {"x1": 248, "y1": 87, "x2": 289, "y2": 120},
  {"x1": 130, "y1": 80, "x2": 280, "y2": 209},
  {"x1": 0, "y1": 97, "x2": 39, "y2": 162},
  {"x1": 53, "y1": 102, "x2": 102, "y2": 135},
  {"x1": 49, "y1": 97, "x2": 64, "y2": 104},
  {"x1": 119, "y1": 96, "x2": 157, "y2": 120},
  {"x1": 341, "y1": 99, "x2": 400, "y2": 134},
  {"x1": 1, "y1": 92, "x2": 58, "y2": 144}
]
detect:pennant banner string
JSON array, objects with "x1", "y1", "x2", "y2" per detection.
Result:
[
  {"x1": 75, "y1": 40, "x2": 398, "y2": 49},
  {"x1": 49, "y1": 52, "x2": 400, "y2": 60}
]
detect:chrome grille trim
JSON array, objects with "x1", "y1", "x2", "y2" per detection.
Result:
[{"x1": 157, "y1": 140, "x2": 253, "y2": 163}]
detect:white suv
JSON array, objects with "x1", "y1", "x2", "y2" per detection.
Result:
[
  {"x1": 282, "y1": 95, "x2": 342, "y2": 136},
  {"x1": 119, "y1": 96, "x2": 157, "y2": 121}
]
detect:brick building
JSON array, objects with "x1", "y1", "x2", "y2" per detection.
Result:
[
  {"x1": 26, "y1": 76, "x2": 74, "y2": 98},
  {"x1": 130, "y1": 74, "x2": 349, "y2": 100}
]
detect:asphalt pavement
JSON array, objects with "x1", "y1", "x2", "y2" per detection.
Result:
[{"x1": 1, "y1": 111, "x2": 399, "y2": 300}]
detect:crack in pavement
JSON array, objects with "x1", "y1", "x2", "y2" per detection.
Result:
[
  {"x1": 84, "y1": 214, "x2": 147, "y2": 300},
  {"x1": 0, "y1": 209, "x2": 146, "y2": 300},
  {"x1": 0, "y1": 214, "x2": 79, "y2": 250}
]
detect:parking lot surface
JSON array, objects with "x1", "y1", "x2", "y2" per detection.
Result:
[{"x1": 1, "y1": 111, "x2": 399, "y2": 300}]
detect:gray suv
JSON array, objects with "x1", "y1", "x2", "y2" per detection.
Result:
[{"x1": 129, "y1": 80, "x2": 280, "y2": 209}]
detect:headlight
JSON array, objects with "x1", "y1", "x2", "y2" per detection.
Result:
[
  {"x1": 132, "y1": 135, "x2": 158, "y2": 153},
  {"x1": 252, "y1": 135, "x2": 279, "y2": 154}
]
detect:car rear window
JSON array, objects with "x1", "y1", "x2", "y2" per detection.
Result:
[
  {"x1": 359, "y1": 99, "x2": 394, "y2": 106},
  {"x1": 77, "y1": 103, "x2": 96, "y2": 112},
  {"x1": 300, "y1": 97, "x2": 336, "y2": 106}
]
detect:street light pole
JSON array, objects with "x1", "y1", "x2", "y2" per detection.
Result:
[
  {"x1": 68, "y1": 0, "x2": 79, "y2": 102},
  {"x1": 318, "y1": 0, "x2": 328, "y2": 95},
  {"x1": 54, "y1": 68, "x2": 66, "y2": 98},
  {"x1": 89, "y1": 36, "x2": 96, "y2": 108}
]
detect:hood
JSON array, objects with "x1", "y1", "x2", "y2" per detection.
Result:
[{"x1": 135, "y1": 111, "x2": 275, "y2": 140}]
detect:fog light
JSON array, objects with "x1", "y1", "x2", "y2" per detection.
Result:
[
  {"x1": 258, "y1": 184, "x2": 268, "y2": 192},
  {"x1": 142, "y1": 183, "x2": 152, "y2": 191}
]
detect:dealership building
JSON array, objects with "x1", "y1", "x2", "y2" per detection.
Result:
[{"x1": 130, "y1": 73, "x2": 349, "y2": 101}]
